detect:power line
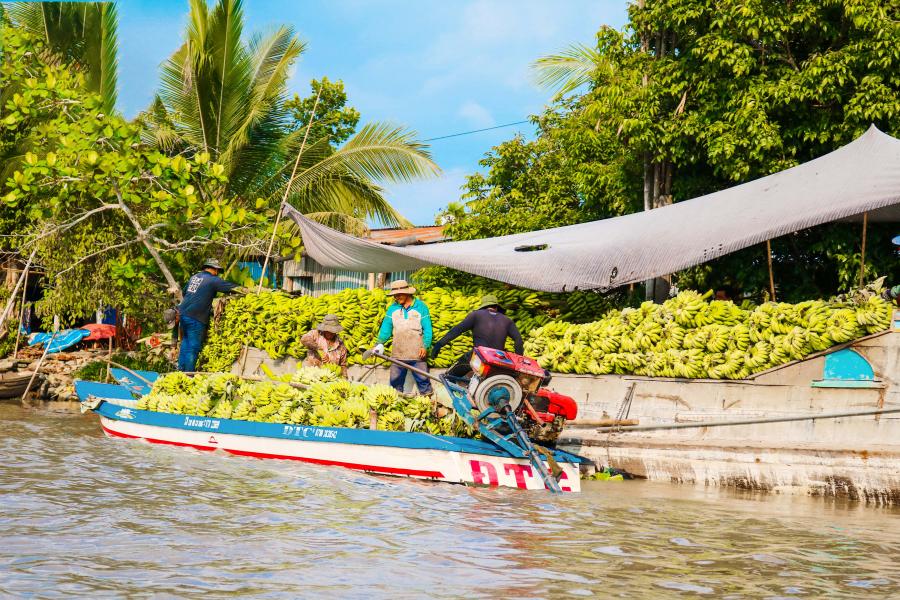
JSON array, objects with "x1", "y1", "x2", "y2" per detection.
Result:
[{"x1": 422, "y1": 119, "x2": 531, "y2": 142}]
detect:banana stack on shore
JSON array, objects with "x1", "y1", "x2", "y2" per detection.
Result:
[
  {"x1": 200, "y1": 285, "x2": 891, "y2": 381},
  {"x1": 524, "y1": 290, "x2": 891, "y2": 378}
]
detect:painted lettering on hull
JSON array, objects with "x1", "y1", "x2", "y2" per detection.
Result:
[{"x1": 469, "y1": 458, "x2": 574, "y2": 491}]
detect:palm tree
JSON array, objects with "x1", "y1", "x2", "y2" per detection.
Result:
[
  {"x1": 532, "y1": 43, "x2": 609, "y2": 99},
  {"x1": 144, "y1": 0, "x2": 438, "y2": 229},
  {"x1": 4, "y1": 1, "x2": 118, "y2": 113}
]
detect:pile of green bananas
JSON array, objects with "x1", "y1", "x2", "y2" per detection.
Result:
[
  {"x1": 524, "y1": 290, "x2": 892, "y2": 378},
  {"x1": 136, "y1": 366, "x2": 475, "y2": 437},
  {"x1": 199, "y1": 286, "x2": 581, "y2": 371}
]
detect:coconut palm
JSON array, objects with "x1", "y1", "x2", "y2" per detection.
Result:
[
  {"x1": 4, "y1": 1, "x2": 118, "y2": 113},
  {"x1": 144, "y1": 0, "x2": 437, "y2": 229}
]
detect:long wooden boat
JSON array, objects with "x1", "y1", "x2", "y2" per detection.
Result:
[{"x1": 76, "y1": 380, "x2": 586, "y2": 492}]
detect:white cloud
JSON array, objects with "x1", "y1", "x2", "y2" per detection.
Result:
[{"x1": 458, "y1": 101, "x2": 495, "y2": 128}]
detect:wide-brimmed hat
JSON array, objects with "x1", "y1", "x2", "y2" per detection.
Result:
[
  {"x1": 316, "y1": 314, "x2": 343, "y2": 334},
  {"x1": 478, "y1": 294, "x2": 501, "y2": 310},
  {"x1": 163, "y1": 308, "x2": 178, "y2": 329},
  {"x1": 202, "y1": 257, "x2": 223, "y2": 270},
  {"x1": 388, "y1": 279, "x2": 416, "y2": 296}
]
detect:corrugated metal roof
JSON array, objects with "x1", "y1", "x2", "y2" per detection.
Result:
[{"x1": 366, "y1": 225, "x2": 447, "y2": 246}]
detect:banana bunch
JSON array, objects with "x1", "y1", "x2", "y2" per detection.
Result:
[
  {"x1": 524, "y1": 290, "x2": 892, "y2": 380},
  {"x1": 138, "y1": 366, "x2": 473, "y2": 437},
  {"x1": 199, "y1": 283, "x2": 628, "y2": 373}
]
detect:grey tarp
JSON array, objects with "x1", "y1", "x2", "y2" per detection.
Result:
[{"x1": 286, "y1": 125, "x2": 900, "y2": 292}]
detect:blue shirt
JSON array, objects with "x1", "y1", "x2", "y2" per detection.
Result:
[{"x1": 177, "y1": 271, "x2": 238, "y2": 325}]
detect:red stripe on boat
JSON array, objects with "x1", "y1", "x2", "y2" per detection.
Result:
[
  {"x1": 224, "y1": 448, "x2": 444, "y2": 478},
  {"x1": 101, "y1": 424, "x2": 215, "y2": 452},
  {"x1": 101, "y1": 423, "x2": 444, "y2": 478}
]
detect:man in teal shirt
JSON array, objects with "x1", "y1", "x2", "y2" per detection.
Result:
[{"x1": 372, "y1": 279, "x2": 433, "y2": 396}]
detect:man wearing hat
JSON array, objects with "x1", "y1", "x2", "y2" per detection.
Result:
[
  {"x1": 431, "y1": 294, "x2": 524, "y2": 372},
  {"x1": 176, "y1": 258, "x2": 245, "y2": 371},
  {"x1": 882, "y1": 235, "x2": 900, "y2": 304},
  {"x1": 301, "y1": 314, "x2": 349, "y2": 377},
  {"x1": 373, "y1": 280, "x2": 434, "y2": 395}
]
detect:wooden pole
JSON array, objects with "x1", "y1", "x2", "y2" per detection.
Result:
[
  {"x1": 0, "y1": 248, "x2": 36, "y2": 334},
  {"x1": 859, "y1": 211, "x2": 868, "y2": 288},
  {"x1": 21, "y1": 327, "x2": 57, "y2": 403},
  {"x1": 12, "y1": 260, "x2": 30, "y2": 357},
  {"x1": 257, "y1": 87, "x2": 323, "y2": 295},
  {"x1": 105, "y1": 336, "x2": 113, "y2": 383},
  {"x1": 766, "y1": 239, "x2": 776, "y2": 302}
]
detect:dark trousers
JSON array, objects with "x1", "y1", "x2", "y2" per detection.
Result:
[
  {"x1": 389, "y1": 360, "x2": 433, "y2": 395},
  {"x1": 178, "y1": 314, "x2": 207, "y2": 372}
]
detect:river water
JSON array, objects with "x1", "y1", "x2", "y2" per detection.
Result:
[{"x1": 1, "y1": 403, "x2": 898, "y2": 599}]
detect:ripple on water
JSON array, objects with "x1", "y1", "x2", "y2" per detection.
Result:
[{"x1": 1, "y1": 404, "x2": 900, "y2": 598}]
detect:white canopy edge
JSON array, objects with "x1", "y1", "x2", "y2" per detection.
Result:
[{"x1": 287, "y1": 125, "x2": 900, "y2": 292}]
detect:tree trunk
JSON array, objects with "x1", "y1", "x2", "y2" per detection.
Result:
[{"x1": 113, "y1": 189, "x2": 183, "y2": 302}]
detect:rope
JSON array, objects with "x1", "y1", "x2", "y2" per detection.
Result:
[
  {"x1": 596, "y1": 406, "x2": 900, "y2": 433},
  {"x1": 606, "y1": 382, "x2": 635, "y2": 465}
]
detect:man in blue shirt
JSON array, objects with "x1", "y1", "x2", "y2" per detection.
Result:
[
  {"x1": 372, "y1": 279, "x2": 434, "y2": 396},
  {"x1": 176, "y1": 258, "x2": 244, "y2": 371}
]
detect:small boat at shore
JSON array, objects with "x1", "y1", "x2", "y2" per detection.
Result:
[
  {"x1": 0, "y1": 370, "x2": 40, "y2": 399},
  {"x1": 76, "y1": 365, "x2": 588, "y2": 492}
]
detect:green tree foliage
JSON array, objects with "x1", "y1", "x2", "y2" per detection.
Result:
[
  {"x1": 448, "y1": 0, "x2": 900, "y2": 300},
  {"x1": 5, "y1": 1, "x2": 118, "y2": 113},
  {"x1": 0, "y1": 26, "x2": 259, "y2": 325},
  {"x1": 284, "y1": 76, "x2": 360, "y2": 148},
  {"x1": 142, "y1": 0, "x2": 438, "y2": 233}
]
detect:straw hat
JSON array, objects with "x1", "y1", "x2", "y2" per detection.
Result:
[
  {"x1": 316, "y1": 314, "x2": 343, "y2": 334},
  {"x1": 388, "y1": 279, "x2": 416, "y2": 296}
]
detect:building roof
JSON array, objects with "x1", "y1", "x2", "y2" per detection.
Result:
[{"x1": 365, "y1": 225, "x2": 447, "y2": 246}]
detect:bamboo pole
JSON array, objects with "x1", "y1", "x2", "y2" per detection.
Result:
[
  {"x1": 859, "y1": 211, "x2": 868, "y2": 288},
  {"x1": 105, "y1": 336, "x2": 113, "y2": 383},
  {"x1": 12, "y1": 260, "x2": 30, "y2": 357},
  {"x1": 0, "y1": 249, "x2": 36, "y2": 334},
  {"x1": 595, "y1": 406, "x2": 900, "y2": 434},
  {"x1": 257, "y1": 86, "x2": 323, "y2": 295},
  {"x1": 766, "y1": 239, "x2": 776, "y2": 302},
  {"x1": 21, "y1": 328, "x2": 57, "y2": 403}
]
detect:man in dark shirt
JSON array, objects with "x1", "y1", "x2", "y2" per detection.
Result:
[
  {"x1": 431, "y1": 294, "x2": 524, "y2": 373},
  {"x1": 176, "y1": 258, "x2": 243, "y2": 371}
]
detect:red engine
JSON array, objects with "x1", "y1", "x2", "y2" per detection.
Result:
[{"x1": 469, "y1": 346, "x2": 577, "y2": 445}]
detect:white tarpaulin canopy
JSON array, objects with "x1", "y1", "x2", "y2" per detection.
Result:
[{"x1": 287, "y1": 125, "x2": 900, "y2": 292}]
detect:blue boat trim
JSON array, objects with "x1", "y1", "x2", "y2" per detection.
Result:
[
  {"x1": 75, "y1": 380, "x2": 137, "y2": 402},
  {"x1": 85, "y1": 386, "x2": 588, "y2": 464},
  {"x1": 110, "y1": 368, "x2": 158, "y2": 396}
]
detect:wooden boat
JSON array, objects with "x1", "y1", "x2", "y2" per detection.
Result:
[
  {"x1": 0, "y1": 371, "x2": 39, "y2": 399},
  {"x1": 76, "y1": 378, "x2": 586, "y2": 492}
]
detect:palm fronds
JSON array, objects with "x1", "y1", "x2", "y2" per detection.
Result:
[
  {"x1": 533, "y1": 43, "x2": 610, "y2": 98},
  {"x1": 6, "y1": 2, "x2": 119, "y2": 112}
]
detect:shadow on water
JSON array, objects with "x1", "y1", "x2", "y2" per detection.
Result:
[{"x1": 1, "y1": 403, "x2": 898, "y2": 598}]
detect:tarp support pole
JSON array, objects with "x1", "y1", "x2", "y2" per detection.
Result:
[
  {"x1": 256, "y1": 87, "x2": 322, "y2": 295},
  {"x1": 766, "y1": 239, "x2": 776, "y2": 302},
  {"x1": 859, "y1": 211, "x2": 868, "y2": 288}
]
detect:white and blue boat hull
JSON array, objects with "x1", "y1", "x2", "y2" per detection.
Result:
[{"x1": 82, "y1": 384, "x2": 585, "y2": 492}]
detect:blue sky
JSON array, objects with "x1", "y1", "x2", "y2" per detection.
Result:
[{"x1": 117, "y1": 0, "x2": 629, "y2": 225}]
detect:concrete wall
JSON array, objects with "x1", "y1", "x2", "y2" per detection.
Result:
[{"x1": 556, "y1": 331, "x2": 900, "y2": 504}]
